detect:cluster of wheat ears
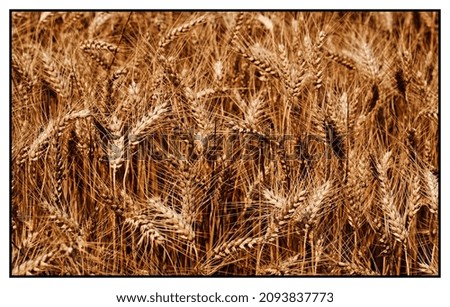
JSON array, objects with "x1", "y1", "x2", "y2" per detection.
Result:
[{"x1": 11, "y1": 11, "x2": 438, "y2": 276}]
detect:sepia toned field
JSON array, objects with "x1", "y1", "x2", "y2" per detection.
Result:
[{"x1": 11, "y1": 11, "x2": 439, "y2": 276}]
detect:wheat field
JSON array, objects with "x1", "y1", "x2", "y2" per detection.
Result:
[{"x1": 11, "y1": 11, "x2": 439, "y2": 276}]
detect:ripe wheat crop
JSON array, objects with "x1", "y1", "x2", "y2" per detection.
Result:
[{"x1": 11, "y1": 11, "x2": 439, "y2": 276}]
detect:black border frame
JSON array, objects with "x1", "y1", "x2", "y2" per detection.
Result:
[{"x1": 9, "y1": 9, "x2": 441, "y2": 278}]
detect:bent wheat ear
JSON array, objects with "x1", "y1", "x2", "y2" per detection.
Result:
[
  {"x1": 82, "y1": 39, "x2": 119, "y2": 53},
  {"x1": 158, "y1": 15, "x2": 207, "y2": 51},
  {"x1": 129, "y1": 102, "x2": 169, "y2": 146},
  {"x1": 235, "y1": 43, "x2": 279, "y2": 77},
  {"x1": 212, "y1": 236, "x2": 265, "y2": 260},
  {"x1": 325, "y1": 50, "x2": 356, "y2": 71}
]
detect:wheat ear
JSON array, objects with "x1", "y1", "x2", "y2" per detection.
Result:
[
  {"x1": 12, "y1": 243, "x2": 73, "y2": 275},
  {"x1": 129, "y1": 102, "x2": 169, "y2": 146},
  {"x1": 376, "y1": 151, "x2": 408, "y2": 246},
  {"x1": 158, "y1": 15, "x2": 207, "y2": 51},
  {"x1": 212, "y1": 236, "x2": 265, "y2": 260}
]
